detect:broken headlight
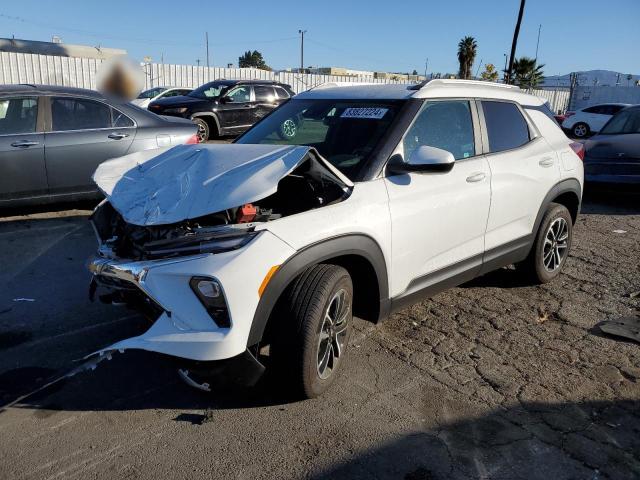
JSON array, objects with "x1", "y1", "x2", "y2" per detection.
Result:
[
  {"x1": 190, "y1": 277, "x2": 230, "y2": 328},
  {"x1": 143, "y1": 231, "x2": 259, "y2": 259}
]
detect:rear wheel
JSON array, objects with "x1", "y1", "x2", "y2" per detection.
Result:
[
  {"x1": 193, "y1": 118, "x2": 210, "y2": 143},
  {"x1": 270, "y1": 264, "x2": 353, "y2": 398},
  {"x1": 572, "y1": 122, "x2": 589, "y2": 138},
  {"x1": 518, "y1": 203, "x2": 573, "y2": 284}
]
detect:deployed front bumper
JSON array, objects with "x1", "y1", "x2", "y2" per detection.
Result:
[{"x1": 87, "y1": 230, "x2": 296, "y2": 362}]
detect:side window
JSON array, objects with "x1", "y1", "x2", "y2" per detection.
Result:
[
  {"x1": 0, "y1": 97, "x2": 38, "y2": 135},
  {"x1": 225, "y1": 86, "x2": 251, "y2": 103},
  {"x1": 403, "y1": 100, "x2": 475, "y2": 161},
  {"x1": 254, "y1": 86, "x2": 276, "y2": 102},
  {"x1": 583, "y1": 106, "x2": 602, "y2": 114},
  {"x1": 112, "y1": 108, "x2": 134, "y2": 128},
  {"x1": 52, "y1": 98, "x2": 112, "y2": 131},
  {"x1": 481, "y1": 101, "x2": 531, "y2": 153},
  {"x1": 274, "y1": 86, "x2": 290, "y2": 99}
]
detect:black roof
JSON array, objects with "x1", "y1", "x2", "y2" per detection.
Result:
[
  {"x1": 0, "y1": 84, "x2": 105, "y2": 98},
  {"x1": 199, "y1": 79, "x2": 291, "y2": 88}
]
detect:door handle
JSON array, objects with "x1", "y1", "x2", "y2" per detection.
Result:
[
  {"x1": 10, "y1": 140, "x2": 39, "y2": 148},
  {"x1": 539, "y1": 157, "x2": 555, "y2": 167},
  {"x1": 108, "y1": 133, "x2": 129, "y2": 140},
  {"x1": 466, "y1": 172, "x2": 486, "y2": 183}
]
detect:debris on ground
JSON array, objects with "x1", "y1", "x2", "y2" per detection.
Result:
[
  {"x1": 12, "y1": 298, "x2": 35, "y2": 302},
  {"x1": 599, "y1": 317, "x2": 640, "y2": 344},
  {"x1": 612, "y1": 229, "x2": 627, "y2": 234}
]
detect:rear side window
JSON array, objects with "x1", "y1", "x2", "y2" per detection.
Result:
[
  {"x1": 254, "y1": 85, "x2": 276, "y2": 102},
  {"x1": 274, "y1": 86, "x2": 290, "y2": 99},
  {"x1": 481, "y1": 101, "x2": 530, "y2": 153},
  {"x1": 0, "y1": 97, "x2": 38, "y2": 135}
]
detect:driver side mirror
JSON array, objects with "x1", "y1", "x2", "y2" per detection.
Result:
[
  {"x1": 387, "y1": 145, "x2": 455, "y2": 175},
  {"x1": 220, "y1": 96, "x2": 233, "y2": 104}
]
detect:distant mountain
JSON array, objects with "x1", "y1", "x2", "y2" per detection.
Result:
[{"x1": 542, "y1": 70, "x2": 639, "y2": 88}]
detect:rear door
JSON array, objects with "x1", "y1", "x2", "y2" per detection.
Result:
[
  {"x1": 0, "y1": 96, "x2": 48, "y2": 202},
  {"x1": 253, "y1": 85, "x2": 278, "y2": 121},
  {"x1": 44, "y1": 96, "x2": 135, "y2": 196},
  {"x1": 479, "y1": 100, "x2": 561, "y2": 260}
]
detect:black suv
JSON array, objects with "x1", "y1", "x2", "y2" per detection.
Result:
[{"x1": 148, "y1": 79, "x2": 294, "y2": 142}]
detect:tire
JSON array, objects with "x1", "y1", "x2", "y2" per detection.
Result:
[
  {"x1": 270, "y1": 264, "x2": 353, "y2": 398},
  {"x1": 572, "y1": 122, "x2": 589, "y2": 138},
  {"x1": 518, "y1": 203, "x2": 573, "y2": 284},
  {"x1": 193, "y1": 118, "x2": 210, "y2": 143}
]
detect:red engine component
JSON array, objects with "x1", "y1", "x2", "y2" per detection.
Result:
[{"x1": 236, "y1": 204, "x2": 258, "y2": 223}]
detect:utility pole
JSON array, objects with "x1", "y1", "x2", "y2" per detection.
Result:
[
  {"x1": 205, "y1": 32, "x2": 210, "y2": 81},
  {"x1": 298, "y1": 29, "x2": 307, "y2": 72},
  {"x1": 503, "y1": 53, "x2": 508, "y2": 82},
  {"x1": 506, "y1": 0, "x2": 526, "y2": 84},
  {"x1": 424, "y1": 58, "x2": 429, "y2": 78},
  {"x1": 534, "y1": 24, "x2": 542, "y2": 62}
]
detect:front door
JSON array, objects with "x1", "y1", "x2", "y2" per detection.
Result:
[
  {"x1": 44, "y1": 96, "x2": 135, "y2": 196},
  {"x1": 385, "y1": 100, "x2": 491, "y2": 298},
  {"x1": 0, "y1": 96, "x2": 48, "y2": 202},
  {"x1": 218, "y1": 85, "x2": 254, "y2": 131},
  {"x1": 253, "y1": 85, "x2": 279, "y2": 122}
]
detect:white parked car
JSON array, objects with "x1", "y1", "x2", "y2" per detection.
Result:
[
  {"x1": 87, "y1": 80, "x2": 584, "y2": 398},
  {"x1": 561, "y1": 103, "x2": 631, "y2": 138},
  {"x1": 132, "y1": 86, "x2": 193, "y2": 109}
]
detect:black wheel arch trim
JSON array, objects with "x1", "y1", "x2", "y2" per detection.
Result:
[
  {"x1": 533, "y1": 178, "x2": 582, "y2": 235},
  {"x1": 246, "y1": 234, "x2": 389, "y2": 347},
  {"x1": 190, "y1": 112, "x2": 220, "y2": 132}
]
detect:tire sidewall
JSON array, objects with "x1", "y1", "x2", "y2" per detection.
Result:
[
  {"x1": 301, "y1": 272, "x2": 353, "y2": 398},
  {"x1": 193, "y1": 118, "x2": 210, "y2": 142},
  {"x1": 533, "y1": 204, "x2": 573, "y2": 282}
]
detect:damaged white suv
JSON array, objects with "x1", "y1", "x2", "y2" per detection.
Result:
[{"x1": 88, "y1": 80, "x2": 584, "y2": 398}]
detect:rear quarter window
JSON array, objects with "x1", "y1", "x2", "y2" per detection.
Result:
[{"x1": 481, "y1": 101, "x2": 531, "y2": 153}]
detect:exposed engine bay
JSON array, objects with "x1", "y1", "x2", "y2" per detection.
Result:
[{"x1": 92, "y1": 156, "x2": 350, "y2": 261}]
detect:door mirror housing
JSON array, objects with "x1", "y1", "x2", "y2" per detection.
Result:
[
  {"x1": 387, "y1": 145, "x2": 455, "y2": 174},
  {"x1": 220, "y1": 96, "x2": 234, "y2": 104}
]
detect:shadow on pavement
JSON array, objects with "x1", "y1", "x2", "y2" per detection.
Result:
[
  {"x1": 310, "y1": 399, "x2": 640, "y2": 480},
  {"x1": 581, "y1": 188, "x2": 640, "y2": 216}
]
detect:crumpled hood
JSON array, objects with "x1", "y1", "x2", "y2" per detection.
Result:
[{"x1": 93, "y1": 144, "x2": 351, "y2": 226}]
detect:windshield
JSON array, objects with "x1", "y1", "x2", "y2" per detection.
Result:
[
  {"x1": 137, "y1": 87, "x2": 166, "y2": 99},
  {"x1": 600, "y1": 108, "x2": 640, "y2": 135},
  {"x1": 236, "y1": 99, "x2": 403, "y2": 179},
  {"x1": 188, "y1": 82, "x2": 230, "y2": 99}
]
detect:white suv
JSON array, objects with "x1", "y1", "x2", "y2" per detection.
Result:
[
  {"x1": 88, "y1": 80, "x2": 584, "y2": 398},
  {"x1": 561, "y1": 103, "x2": 631, "y2": 138}
]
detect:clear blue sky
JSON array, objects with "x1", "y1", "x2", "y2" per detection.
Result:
[{"x1": 1, "y1": 0, "x2": 638, "y2": 76}]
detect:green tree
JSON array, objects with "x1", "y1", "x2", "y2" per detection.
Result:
[
  {"x1": 238, "y1": 50, "x2": 271, "y2": 70},
  {"x1": 512, "y1": 57, "x2": 544, "y2": 88},
  {"x1": 411, "y1": 69, "x2": 418, "y2": 75},
  {"x1": 457, "y1": 36, "x2": 477, "y2": 79},
  {"x1": 480, "y1": 63, "x2": 499, "y2": 82}
]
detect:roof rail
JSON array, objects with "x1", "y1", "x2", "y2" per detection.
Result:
[
  {"x1": 410, "y1": 79, "x2": 520, "y2": 91},
  {"x1": 310, "y1": 82, "x2": 382, "y2": 90}
]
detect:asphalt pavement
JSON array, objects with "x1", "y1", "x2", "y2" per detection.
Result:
[{"x1": 0, "y1": 189, "x2": 638, "y2": 480}]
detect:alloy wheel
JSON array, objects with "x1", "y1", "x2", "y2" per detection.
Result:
[
  {"x1": 196, "y1": 121, "x2": 208, "y2": 143},
  {"x1": 316, "y1": 288, "x2": 351, "y2": 380},
  {"x1": 543, "y1": 217, "x2": 569, "y2": 272},
  {"x1": 281, "y1": 119, "x2": 296, "y2": 138},
  {"x1": 573, "y1": 124, "x2": 587, "y2": 137}
]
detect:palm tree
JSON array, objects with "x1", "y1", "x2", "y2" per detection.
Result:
[
  {"x1": 512, "y1": 57, "x2": 544, "y2": 88},
  {"x1": 457, "y1": 36, "x2": 477, "y2": 80}
]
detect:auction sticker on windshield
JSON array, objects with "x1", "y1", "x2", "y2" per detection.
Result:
[{"x1": 341, "y1": 107, "x2": 388, "y2": 119}]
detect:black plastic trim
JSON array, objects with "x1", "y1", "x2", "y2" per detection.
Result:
[{"x1": 247, "y1": 234, "x2": 389, "y2": 346}]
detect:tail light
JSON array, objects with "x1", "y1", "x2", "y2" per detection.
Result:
[
  {"x1": 570, "y1": 142, "x2": 585, "y2": 161},
  {"x1": 185, "y1": 134, "x2": 199, "y2": 144}
]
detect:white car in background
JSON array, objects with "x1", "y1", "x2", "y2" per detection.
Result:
[
  {"x1": 132, "y1": 86, "x2": 193, "y2": 109},
  {"x1": 561, "y1": 103, "x2": 631, "y2": 138},
  {"x1": 87, "y1": 80, "x2": 584, "y2": 398}
]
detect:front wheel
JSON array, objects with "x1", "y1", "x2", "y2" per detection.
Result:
[
  {"x1": 193, "y1": 118, "x2": 210, "y2": 143},
  {"x1": 271, "y1": 264, "x2": 353, "y2": 398},
  {"x1": 518, "y1": 203, "x2": 573, "y2": 284}
]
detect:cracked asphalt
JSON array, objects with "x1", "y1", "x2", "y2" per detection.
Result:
[{"x1": 0, "y1": 189, "x2": 638, "y2": 480}]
